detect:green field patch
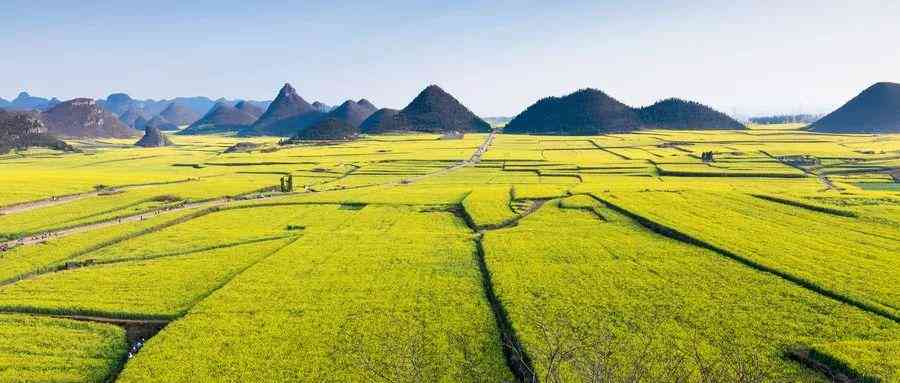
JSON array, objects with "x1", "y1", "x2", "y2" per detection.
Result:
[
  {"x1": 588, "y1": 189, "x2": 900, "y2": 320},
  {"x1": 511, "y1": 184, "x2": 570, "y2": 200},
  {"x1": 855, "y1": 182, "x2": 900, "y2": 191},
  {"x1": 0, "y1": 314, "x2": 126, "y2": 383},
  {"x1": 0, "y1": 174, "x2": 280, "y2": 236},
  {"x1": 0, "y1": 209, "x2": 203, "y2": 285},
  {"x1": 118, "y1": 206, "x2": 511, "y2": 381},
  {"x1": 804, "y1": 341, "x2": 900, "y2": 382},
  {"x1": 751, "y1": 194, "x2": 858, "y2": 217},
  {"x1": 77, "y1": 205, "x2": 354, "y2": 263},
  {"x1": 481, "y1": 201, "x2": 899, "y2": 381},
  {"x1": 0, "y1": 239, "x2": 293, "y2": 319},
  {"x1": 461, "y1": 186, "x2": 517, "y2": 229}
]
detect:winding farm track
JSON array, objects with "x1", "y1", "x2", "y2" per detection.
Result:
[
  {"x1": 0, "y1": 191, "x2": 101, "y2": 215},
  {"x1": 759, "y1": 150, "x2": 836, "y2": 191},
  {"x1": 0, "y1": 132, "x2": 498, "y2": 250},
  {"x1": 392, "y1": 130, "x2": 497, "y2": 185},
  {"x1": 0, "y1": 177, "x2": 202, "y2": 215},
  {"x1": 0, "y1": 197, "x2": 236, "y2": 248}
]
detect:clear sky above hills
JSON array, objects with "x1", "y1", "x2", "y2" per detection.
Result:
[{"x1": 2, "y1": 0, "x2": 898, "y2": 117}]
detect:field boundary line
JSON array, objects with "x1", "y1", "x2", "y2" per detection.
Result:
[
  {"x1": 749, "y1": 194, "x2": 858, "y2": 217},
  {"x1": 176, "y1": 235, "x2": 303, "y2": 316},
  {"x1": 108, "y1": 236, "x2": 302, "y2": 382},
  {"x1": 786, "y1": 348, "x2": 858, "y2": 383},
  {"x1": 0, "y1": 207, "x2": 221, "y2": 287},
  {"x1": 584, "y1": 193, "x2": 900, "y2": 324},
  {"x1": 455, "y1": 201, "x2": 541, "y2": 382},
  {"x1": 2, "y1": 235, "x2": 297, "y2": 288}
]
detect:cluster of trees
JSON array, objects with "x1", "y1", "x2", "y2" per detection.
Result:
[
  {"x1": 701, "y1": 152, "x2": 715, "y2": 162},
  {"x1": 749, "y1": 114, "x2": 819, "y2": 125},
  {"x1": 280, "y1": 175, "x2": 294, "y2": 192}
]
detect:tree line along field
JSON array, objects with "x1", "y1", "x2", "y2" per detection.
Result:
[{"x1": 0, "y1": 125, "x2": 898, "y2": 382}]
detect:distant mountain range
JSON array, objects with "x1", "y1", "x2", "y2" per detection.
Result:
[
  {"x1": 0, "y1": 92, "x2": 61, "y2": 111},
  {"x1": 96, "y1": 93, "x2": 271, "y2": 120},
  {"x1": 178, "y1": 102, "x2": 259, "y2": 135},
  {"x1": 7, "y1": 81, "x2": 898, "y2": 142},
  {"x1": 504, "y1": 88, "x2": 744, "y2": 134}
]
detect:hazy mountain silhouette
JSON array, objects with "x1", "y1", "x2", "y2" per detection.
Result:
[
  {"x1": 159, "y1": 102, "x2": 200, "y2": 126},
  {"x1": 809, "y1": 82, "x2": 900, "y2": 133},
  {"x1": 312, "y1": 101, "x2": 334, "y2": 113},
  {"x1": 118, "y1": 108, "x2": 148, "y2": 128},
  {"x1": 145, "y1": 115, "x2": 179, "y2": 131},
  {"x1": 178, "y1": 103, "x2": 258, "y2": 135},
  {"x1": 326, "y1": 99, "x2": 378, "y2": 127},
  {"x1": 235, "y1": 100, "x2": 264, "y2": 118},
  {"x1": 97, "y1": 93, "x2": 271, "y2": 119},
  {"x1": 357, "y1": 99, "x2": 377, "y2": 111},
  {"x1": 3, "y1": 92, "x2": 60, "y2": 111},
  {"x1": 101, "y1": 93, "x2": 137, "y2": 115},
  {"x1": 133, "y1": 115, "x2": 149, "y2": 130}
]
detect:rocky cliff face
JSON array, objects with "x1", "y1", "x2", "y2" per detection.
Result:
[
  {"x1": 134, "y1": 125, "x2": 174, "y2": 147},
  {"x1": 0, "y1": 109, "x2": 75, "y2": 154},
  {"x1": 41, "y1": 98, "x2": 139, "y2": 138}
]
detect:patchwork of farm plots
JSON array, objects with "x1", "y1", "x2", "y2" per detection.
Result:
[{"x1": 0, "y1": 127, "x2": 898, "y2": 382}]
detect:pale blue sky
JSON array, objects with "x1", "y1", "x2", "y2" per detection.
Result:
[{"x1": 1, "y1": 0, "x2": 898, "y2": 116}]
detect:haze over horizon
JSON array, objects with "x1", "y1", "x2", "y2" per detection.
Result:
[{"x1": 2, "y1": 0, "x2": 898, "y2": 117}]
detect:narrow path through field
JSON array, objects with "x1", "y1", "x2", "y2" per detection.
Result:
[
  {"x1": 1, "y1": 197, "x2": 236, "y2": 249},
  {"x1": 0, "y1": 191, "x2": 101, "y2": 215},
  {"x1": 760, "y1": 150, "x2": 834, "y2": 191},
  {"x1": 0, "y1": 177, "x2": 203, "y2": 215},
  {"x1": 393, "y1": 130, "x2": 497, "y2": 185}
]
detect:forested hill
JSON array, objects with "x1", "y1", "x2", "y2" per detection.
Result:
[{"x1": 504, "y1": 89, "x2": 744, "y2": 134}]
